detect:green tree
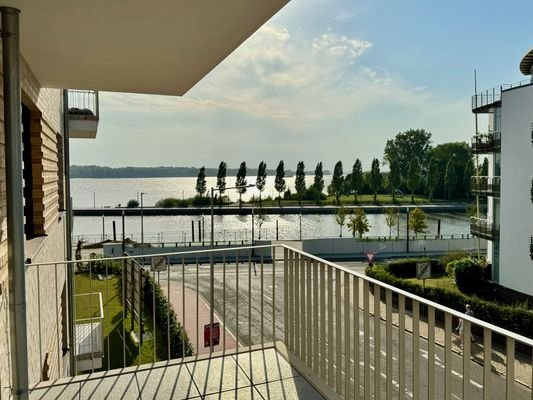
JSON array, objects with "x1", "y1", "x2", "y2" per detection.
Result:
[
  {"x1": 235, "y1": 161, "x2": 247, "y2": 207},
  {"x1": 384, "y1": 207, "x2": 399, "y2": 238},
  {"x1": 274, "y1": 161, "x2": 286, "y2": 206},
  {"x1": 463, "y1": 159, "x2": 475, "y2": 200},
  {"x1": 444, "y1": 158, "x2": 458, "y2": 200},
  {"x1": 127, "y1": 199, "x2": 139, "y2": 208},
  {"x1": 254, "y1": 208, "x2": 266, "y2": 240},
  {"x1": 329, "y1": 161, "x2": 344, "y2": 205},
  {"x1": 480, "y1": 157, "x2": 489, "y2": 176},
  {"x1": 368, "y1": 158, "x2": 383, "y2": 203},
  {"x1": 406, "y1": 159, "x2": 420, "y2": 203},
  {"x1": 216, "y1": 161, "x2": 227, "y2": 195},
  {"x1": 256, "y1": 161, "x2": 267, "y2": 207},
  {"x1": 409, "y1": 207, "x2": 428, "y2": 238},
  {"x1": 295, "y1": 161, "x2": 306, "y2": 206},
  {"x1": 384, "y1": 129, "x2": 432, "y2": 180},
  {"x1": 425, "y1": 158, "x2": 439, "y2": 200},
  {"x1": 351, "y1": 159, "x2": 363, "y2": 202},
  {"x1": 195, "y1": 166, "x2": 207, "y2": 196},
  {"x1": 427, "y1": 142, "x2": 471, "y2": 198},
  {"x1": 347, "y1": 208, "x2": 371, "y2": 238},
  {"x1": 335, "y1": 206, "x2": 347, "y2": 237},
  {"x1": 388, "y1": 159, "x2": 401, "y2": 202},
  {"x1": 313, "y1": 162, "x2": 325, "y2": 204}
]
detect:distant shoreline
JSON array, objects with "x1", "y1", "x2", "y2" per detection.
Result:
[{"x1": 69, "y1": 165, "x2": 320, "y2": 179}]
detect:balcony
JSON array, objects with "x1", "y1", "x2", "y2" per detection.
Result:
[
  {"x1": 27, "y1": 246, "x2": 532, "y2": 399},
  {"x1": 471, "y1": 176, "x2": 501, "y2": 197},
  {"x1": 471, "y1": 131, "x2": 501, "y2": 154},
  {"x1": 530, "y1": 237, "x2": 533, "y2": 260},
  {"x1": 472, "y1": 79, "x2": 533, "y2": 113},
  {"x1": 68, "y1": 90, "x2": 99, "y2": 139},
  {"x1": 471, "y1": 217, "x2": 500, "y2": 241}
]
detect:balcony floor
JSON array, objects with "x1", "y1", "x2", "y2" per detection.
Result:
[{"x1": 30, "y1": 346, "x2": 326, "y2": 400}]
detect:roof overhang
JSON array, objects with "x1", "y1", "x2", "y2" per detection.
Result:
[
  {"x1": 1, "y1": 0, "x2": 289, "y2": 95},
  {"x1": 519, "y1": 48, "x2": 533, "y2": 76}
]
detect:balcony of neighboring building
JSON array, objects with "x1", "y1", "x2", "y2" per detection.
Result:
[
  {"x1": 27, "y1": 245, "x2": 533, "y2": 400},
  {"x1": 471, "y1": 176, "x2": 501, "y2": 197},
  {"x1": 68, "y1": 90, "x2": 99, "y2": 139},
  {"x1": 472, "y1": 79, "x2": 533, "y2": 113},
  {"x1": 471, "y1": 131, "x2": 501, "y2": 154},
  {"x1": 470, "y1": 217, "x2": 500, "y2": 241}
]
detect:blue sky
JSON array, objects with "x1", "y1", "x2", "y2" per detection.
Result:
[{"x1": 70, "y1": 0, "x2": 533, "y2": 173}]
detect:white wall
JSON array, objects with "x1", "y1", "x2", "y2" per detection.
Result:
[{"x1": 499, "y1": 84, "x2": 533, "y2": 295}]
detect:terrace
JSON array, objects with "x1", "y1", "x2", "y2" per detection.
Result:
[{"x1": 27, "y1": 245, "x2": 533, "y2": 399}]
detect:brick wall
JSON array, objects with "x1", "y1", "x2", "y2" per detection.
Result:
[{"x1": 0, "y1": 49, "x2": 68, "y2": 395}]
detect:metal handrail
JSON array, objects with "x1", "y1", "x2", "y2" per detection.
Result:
[{"x1": 472, "y1": 79, "x2": 532, "y2": 110}]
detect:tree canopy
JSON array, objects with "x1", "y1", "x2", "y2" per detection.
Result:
[
  {"x1": 256, "y1": 161, "x2": 267, "y2": 206},
  {"x1": 384, "y1": 129, "x2": 432, "y2": 180},
  {"x1": 428, "y1": 142, "x2": 472, "y2": 199},
  {"x1": 406, "y1": 159, "x2": 420, "y2": 203},
  {"x1": 329, "y1": 161, "x2": 344, "y2": 205},
  {"x1": 235, "y1": 162, "x2": 247, "y2": 207},
  {"x1": 216, "y1": 161, "x2": 227, "y2": 194},
  {"x1": 368, "y1": 158, "x2": 383, "y2": 203},
  {"x1": 351, "y1": 159, "x2": 363, "y2": 202},
  {"x1": 275, "y1": 161, "x2": 286, "y2": 206},
  {"x1": 195, "y1": 166, "x2": 207, "y2": 196},
  {"x1": 295, "y1": 161, "x2": 306, "y2": 205}
]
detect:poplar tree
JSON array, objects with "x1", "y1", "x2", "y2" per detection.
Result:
[
  {"x1": 295, "y1": 161, "x2": 306, "y2": 206},
  {"x1": 235, "y1": 162, "x2": 247, "y2": 207},
  {"x1": 330, "y1": 161, "x2": 344, "y2": 205},
  {"x1": 388, "y1": 159, "x2": 401, "y2": 202},
  {"x1": 256, "y1": 161, "x2": 267, "y2": 206},
  {"x1": 195, "y1": 166, "x2": 207, "y2": 196},
  {"x1": 313, "y1": 162, "x2": 325, "y2": 204},
  {"x1": 351, "y1": 159, "x2": 363, "y2": 202},
  {"x1": 274, "y1": 161, "x2": 286, "y2": 206},
  {"x1": 369, "y1": 158, "x2": 383, "y2": 203},
  {"x1": 216, "y1": 161, "x2": 227, "y2": 202}
]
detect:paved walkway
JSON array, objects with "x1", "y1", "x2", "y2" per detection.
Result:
[{"x1": 162, "y1": 281, "x2": 237, "y2": 355}]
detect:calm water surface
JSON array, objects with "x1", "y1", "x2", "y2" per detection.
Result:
[{"x1": 71, "y1": 177, "x2": 470, "y2": 242}]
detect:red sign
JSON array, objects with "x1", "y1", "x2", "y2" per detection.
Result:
[{"x1": 204, "y1": 322, "x2": 220, "y2": 347}]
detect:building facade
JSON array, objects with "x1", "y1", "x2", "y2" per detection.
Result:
[{"x1": 471, "y1": 49, "x2": 533, "y2": 296}]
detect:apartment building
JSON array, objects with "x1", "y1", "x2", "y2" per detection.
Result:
[{"x1": 471, "y1": 49, "x2": 533, "y2": 296}]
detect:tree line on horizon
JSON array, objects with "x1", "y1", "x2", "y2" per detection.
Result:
[{"x1": 193, "y1": 129, "x2": 486, "y2": 206}]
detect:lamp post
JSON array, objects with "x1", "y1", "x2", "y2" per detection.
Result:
[
  {"x1": 208, "y1": 184, "x2": 253, "y2": 353},
  {"x1": 140, "y1": 192, "x2": 146, "y2": 259}
]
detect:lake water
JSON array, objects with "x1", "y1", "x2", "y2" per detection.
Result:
[{"x1": 71, "y1": 177, "x2": 470, "y2": 243}]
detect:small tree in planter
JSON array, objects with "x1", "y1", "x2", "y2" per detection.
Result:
[
  {"x1": 335, "y1": 206, "x2": 347, "y2": 237},
  {"x1": 384, "y1": 207, "x2": 399, "y2": 238},
  {"x1": 347, "y1": 208, "x2": 370, "y2": 238}
]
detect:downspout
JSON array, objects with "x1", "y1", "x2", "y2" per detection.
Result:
[
  {"x1": 62, "y1": 89, "x2": 75, "y2": 375},
  {"x1": 1, "y1": 7, "x2": 30, "y2": 400}
]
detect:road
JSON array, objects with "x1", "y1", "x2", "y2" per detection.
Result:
[{"x1": 157, "y1": 261, "x2": 531, "y2": 399}]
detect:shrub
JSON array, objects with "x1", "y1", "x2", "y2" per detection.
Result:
[
  {"x1": 127, "y1": 199, "x2": 139, "y2": 208},
  {"x1": 155, "y1": 197, "x2": 189, "y2": 208},
  {"x1": 191, "y1": 195, "x2": 210, "y2": 206},
  {"x1": 440, "y1": 250, "x2": 470, "y2": 269},
  {"x1": 77, "y1": 253, "x2": 122, "y2": 275},
  {"x1": 143, "y1": 273, "x2": 194, "y2": 358},
  {"x1": 385, "y1": 257, "x2": 444, "y2": 278},
  {"x1": 366, "y1": 266, "x2": 533, "y2": 338},
  {"x1": 448, "y1": 257, "x2": 485, "y2": 294}
]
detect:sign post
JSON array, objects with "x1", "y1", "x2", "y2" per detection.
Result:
[
  {"x1": 365, "y1": 252, "x2": 376, "y2": 267},
  {"x1": 204, "y1": 322, "x2": 220, "y2": 347},
  {"x1": 416, "y1": 262, "x2": 431, "y2": 288}
]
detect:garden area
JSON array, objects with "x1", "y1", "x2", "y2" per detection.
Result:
[
  {"x1": 366, "y1": 253, "x2": 533, "y2": 338},
  {"x1": 74, "y1": 258, "x2": 192, "y2": 371}
]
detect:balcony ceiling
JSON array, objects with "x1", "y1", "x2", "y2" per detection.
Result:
[
  {"x1": 1, "y1": 0, "x2": 289, "y2": 95},
  {"x1": 520, "y1": 48, "x2": 533, "y2": 76}
]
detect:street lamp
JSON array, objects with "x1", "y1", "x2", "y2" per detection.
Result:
[
  {"x1": 208, "y1": 183, "x2": 253, "y2": 353},
  {"x1": 140, "y1": 192, "x2": 146, "y2": 258}
]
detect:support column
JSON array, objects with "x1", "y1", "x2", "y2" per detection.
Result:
[
  {"x1": 62, "y1": 89, "x2": 76, "y2": 376},
  {"x1": 1, "y1": 6, "x2": 29, "y2": 399}
]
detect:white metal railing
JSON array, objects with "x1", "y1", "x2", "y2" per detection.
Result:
[
  {"x1": 67, "y1": 89, "x2": 99, "y2": 119},
  {"x1": 26, "y1": 246, "x2": 533, "y2": 399}
]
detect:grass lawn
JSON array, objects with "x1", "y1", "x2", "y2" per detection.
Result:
[
  {"x1": 75, "y1": 273, "x2": 168, "y2": 370},
  {"x1": 252, "y1": 194, "x2": 431, "y2": 207},
  {"x1": 405, "y1": 274, "x2": 460, "y2": 292}
]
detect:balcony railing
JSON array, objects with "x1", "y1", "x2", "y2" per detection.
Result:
[
  {"x1": 471, "y1": 176, "x2": 501, "y2": 197},
  {"x1": 530, "y1": 237, "x2": 533, "y2": 260},
  {"x1": 67, "y1": 89, "x2": 99, "y2": 139},
  {"x1": 470, "y1": 217, "x2": 500, "y2": 241},
  {"x1": 472, "y1": 79, "x2": 532, "y2": 112},
  {"x1": 27, "y1": 245, "x2": 532, "y2": 399},
  {"x1": 471, "y1": 131, "x2": 501, "y2": 153}
]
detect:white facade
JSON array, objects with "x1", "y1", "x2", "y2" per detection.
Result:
[{"x1": 498, "y1": 84, "x2": 533, "y2": 295}]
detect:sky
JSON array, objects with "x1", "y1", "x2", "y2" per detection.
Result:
[{"x1": 70, "y1": 0, "x2": 533, "y2": 173}]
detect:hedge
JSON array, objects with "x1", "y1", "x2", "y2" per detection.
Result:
[
  {"x1": 366, "y1": 266, "x2": 533, "y2": 339},
  {"x1": 385, "y1": 258, "x2": 444, "y2": 278},
  {"x1": 143, "y1": 274, "x2": 194, "y2": 358}
]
